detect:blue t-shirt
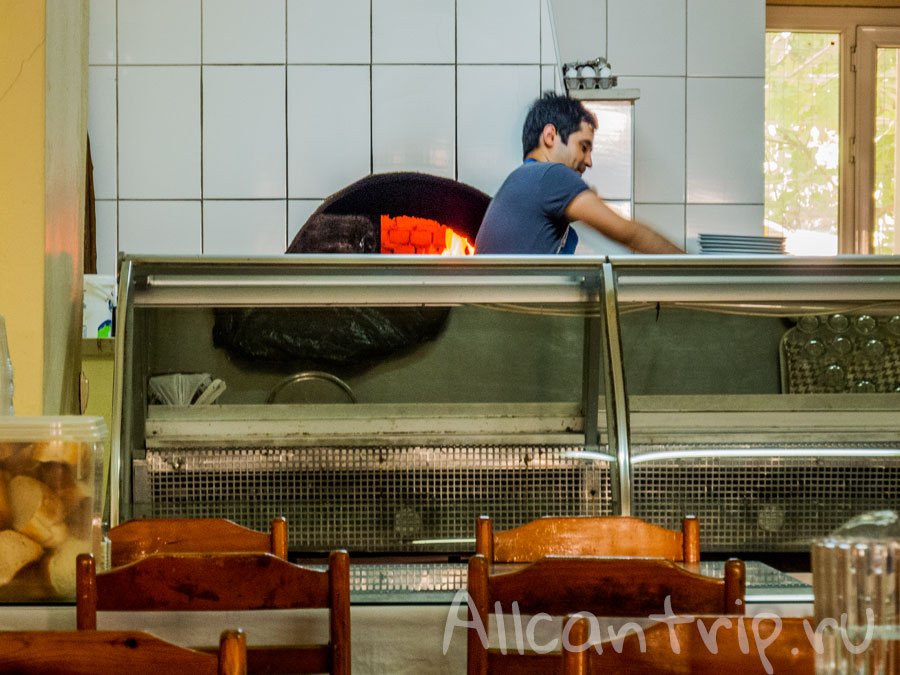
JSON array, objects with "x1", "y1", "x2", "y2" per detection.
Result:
[{"x1": 474, "y1": 161, "x2": 589, "y2": 254}]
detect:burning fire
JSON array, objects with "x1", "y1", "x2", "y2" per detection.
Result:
[
  {"x1": 381, "y1": 215, "x2": 475, "y2": 255},
  {"x1": 442, "y1": 228, "x2": 476, "y2": 256}
]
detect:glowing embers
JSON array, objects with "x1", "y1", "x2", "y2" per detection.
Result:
[{"x1": 380, "y1": 215, "x2": 475, "y2": 255}]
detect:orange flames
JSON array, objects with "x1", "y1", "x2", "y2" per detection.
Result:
[
  {"x1": 381, "y1": 215, "x2": 475, "y2": 255},
  {"x1": 441, "y1": 228, "x2": 476, "y2": 256}
]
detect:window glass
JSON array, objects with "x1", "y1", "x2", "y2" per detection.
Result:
[
  {"x1": 765, "y1": 32, "x2": 840, "y2": 255},
  {"x1": 875, "y1": 48, "x2": 900, "y2": 254}
]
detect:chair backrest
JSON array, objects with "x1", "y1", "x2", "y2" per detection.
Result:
[
  {"x1": 466, "y1": 554, "x2": 745, "y2": 675},
  {"x1": 0, "y1": 628, "x2": 246, "y2": 675},
  {"x1": 562, "y1": 614, "x2": 814, "y2": 675},
  {"x1": 76, "y1": 550, "x2": 350, "y2": 675},
  {"x1": 108, "y1": 517, "x2": 288, "y2": 567},
  {"x1": 476, "y1": 515, "x2": 700, "y2": 563}
]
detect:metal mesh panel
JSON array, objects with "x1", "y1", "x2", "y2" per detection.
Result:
[
  {"x1": 632, "y1": 443, "x2": 900, "y2": 552},
  {"x1": 143, "y1": 445, "x2": 610, "y2": 553}
]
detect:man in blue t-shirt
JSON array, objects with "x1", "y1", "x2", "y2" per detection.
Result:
[{"x1": 475, "y1": 92, "x2": 683, "y2": 255}]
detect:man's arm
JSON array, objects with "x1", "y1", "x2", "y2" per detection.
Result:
[{"x1": 565, "y1": 190, "x2": 684, "y2": 254}]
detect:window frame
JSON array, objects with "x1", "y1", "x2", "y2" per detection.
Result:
[{"x1": 766, "y1": 6, "x2": 900, "y2": 253}]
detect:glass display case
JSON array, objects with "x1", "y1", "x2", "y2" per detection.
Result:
[{"x1": 111, "y1": 255, "x2": 900, "y2": 554}]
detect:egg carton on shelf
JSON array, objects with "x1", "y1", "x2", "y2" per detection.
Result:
[{"x1": 563, "y1": 57, "x2": 617, "y2": 91}]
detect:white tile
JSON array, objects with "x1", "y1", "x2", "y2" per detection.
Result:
[
  {"x1": 287, "y1": 199, "x2": 323, "y2": 243},
  {"x1": 685, "y1": 204, "x2": 764, "y2": 252},
  {"x1": 203, "y1": 0, "x2": 285, "y2": 64},
  {"x1": 118, "y1": 201, "x2": 202, "y2": 254},
  {"x1": 548, "y1": 0, "x2": 606, "y2": 66},
  {"x1": 686, "y1": 78, "x2": 764, "y2": 204},
  {"x1": 571, "y1": 223, "x2": 630, "y2": 256},
  {"x1": 203, "y1": 66, "x2": 286, "y2": 198},
  {"x1": 89, "y1": 0, "x2": 116, "y2": 65},
  {"x1": 541, "y1": 65, "x2": 559, "y2": 93},
  {"x1": 541, "y1": 0, "x2": 557, "y2": 65},
  {"x1": 635, "y1": 203, "x2": 685, "y2": 250},
  {"x1": 457, "y1": 66, "x2": 540, "y2": 195},
  {"x1": 118, "y1": 67, "x2": 201, "y2": 198},
  {"x1": 202, "y1": 200, "x2": 287, "y2": 254},
  {"x1": 94, "y1": 201, "x2": 118, "y2": 276},
  {"x1": 608, "y1": 0, "x2": 685, "y2": 76},
  {"x1": 373, "y1": 0, "x2": 454, "y2": 64},
  {"x1": 581, "y1": 100, "x2": 633, "y2": 202},
  {"x1": 688, "y1": 0, "x2": 764, "y2": 77},
  {"x1": 287, "y1": 0, "x2": 369, "y2": 64},
  {"x1": 372, "y1": 66, "x2": 455, "y2": 177},
  {"x1": 458, "y1": 0, "x2": 539, "y2": 64},
  {"x1": 118, "y1": 0, "x2": 200, "y2": 64},
  {"x1": 87, "y1": 66, "x2": 117, "y2": 200},
  {"x1": 288, "y1": 66, "x2": 370, "y2": 198},
  {"x1": 618, "y1": 76, "x2": 685, "y2": 204}
]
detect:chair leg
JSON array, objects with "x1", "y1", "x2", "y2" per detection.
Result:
[{"x1": 75, "y1": 553, "x2": 98, "y2": 630}]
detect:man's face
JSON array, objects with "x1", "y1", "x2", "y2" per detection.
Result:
[{"x1": 554, "y1": 121, "x2": 595, "y2": 174}]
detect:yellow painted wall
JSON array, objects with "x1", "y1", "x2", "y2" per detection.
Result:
[
  {"x1": 0, "y1": 0, "x2": 88, "y2": 415},
  {"x1": 0, "y1": 1, "x2": 46, "y2": 414}
]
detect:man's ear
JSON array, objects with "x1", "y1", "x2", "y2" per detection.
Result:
[{"x1": 541, "y1": 123, "x2": 558, "y2": 149}]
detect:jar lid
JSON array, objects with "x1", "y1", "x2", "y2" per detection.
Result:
[{"x1": 0, "y1": 415, "x2": 108, "y2": 442}]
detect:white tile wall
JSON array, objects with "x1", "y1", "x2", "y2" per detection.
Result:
[
  {"x1": 94, "y1": 200, "x2": 118, "y2": 276},
  {"x1": 118, "y1": 201, "x2": 202, "y2": 254},
  {"x1": 203, "y1": 66, "x2": 286, "y2": 198},
  {"x1": 287, "y1": 0, "x2": 370, "y2": 64},
  {"x1": 548, "y1": 0, "x2": 606, "y2": 65},
  {"x1": 540, "y1": 65, "x2": 560, "y2": 94},
  {"x1": 88, "y1": 0, "x2": 767, "y2": 260},
  {"x1": 618, "y1": 76, "x2": 685, "y2": 204},
  {"x1": 87, "y1": 66, "x2": 117, "y2": 199},
  {"x1": 202, "y1": 200, "x2": 287, "y2": 254},
  {"x1": 89, "y1": 0, "x2": 116, "y2": 65},
  {"x1": 372, "y1": 66, "x2": 455, "y2": 177},
  {"x1": 118, "y1": 0, "x2": 200, "y2": 64},
  {"x1": 457, "y1": 66, "x2": 540, "y2": 195},
  {"x1": 117, "y1": 66, "x2": 201, "y2": 198},
  {"x1": 686, "y1": 77, "x2": 764, "y2": 204},
  {"x1": 458, "y1": 0, "x2": 540, "y2": 64},
  {"x1": 373, "y1": 0, "x2": 454, "y2": 64},
  {"x1": 202, "y1": 0, "x2": 286, "y2": 64},
  {"x1": 635, "y1": 203, "x2": 686, "y2": 250},
  {"x1": 540, "y1": 0, "x2": 556, "y2": 65},
  {"x1": 288, "y1": 66, "x2": 371, "y2": 198},
  {"x1": 608, "y1": 0, "x2": 686, "y2": 76},
  {"x1": 688, "y1": 0, "x2": 765, "y2": 77},
  {"x1": 287, "y1": 199, "x2": 324, "y2": 244},
  {"x1": 686, "y1": 204, "x2": 765, "y2": 252}
]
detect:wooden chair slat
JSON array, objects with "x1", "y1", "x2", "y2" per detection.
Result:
[
  {"x1": 76, "y1": 550, "x2": 349, "y2": 675},
  {"x1": 0, "y1": 629, "x2": 246, "y2": 675},
  {"x1": 477, "y1": 515, "x2": 701, "y2": 563},
  {"x1": 486, "y1": 556, "x2": 745, "y2": 617},
  {"x1": 109, "y1": 517, "x2": 288, "y2": 567},
  {"x1": 566, "y1": 615, "x2": 814, "y2": 674}
]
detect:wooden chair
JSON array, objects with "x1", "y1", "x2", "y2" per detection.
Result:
[
  {"x1": 0, "y1": 628, "x2": 246, "y2": 674},
  {"x1": 466, "y1": 554, "x2": 745, "y2": 675},
  {"x1": 108, "y1": 516, "x2": 288, "y2": 567},
  {"x1": 562, "y1": 613, "x2": 814, "y2": 674},
  {"x1": 476, "y1": 515, "x2": 700, "y2": 563},
  {"x1": 76, "y1": 550, "x2": 350, "y2": 675}
]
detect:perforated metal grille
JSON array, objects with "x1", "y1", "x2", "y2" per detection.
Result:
[
  {"x1": 632, "y1": 443, "x2": 900, "y2": 552},
  {"x1": 142, "y1": 445, "x2": 610, "y2": 553}
]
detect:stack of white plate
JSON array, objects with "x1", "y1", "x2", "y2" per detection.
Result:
[{"x1": 698, "y1": 234, "x2": 785, "y2": 255}]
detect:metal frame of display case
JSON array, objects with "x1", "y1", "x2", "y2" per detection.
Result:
[
  {"x1": 110, "y1": 255, "x2": 900, "y2": 549},
  {"x1": 111, "y1": 254, "x2": 629, "y2": 526}
]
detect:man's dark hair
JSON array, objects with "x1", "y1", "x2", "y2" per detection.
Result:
[{"x1": 521, "y1": 91, "x2": 597, "y2": 159}]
